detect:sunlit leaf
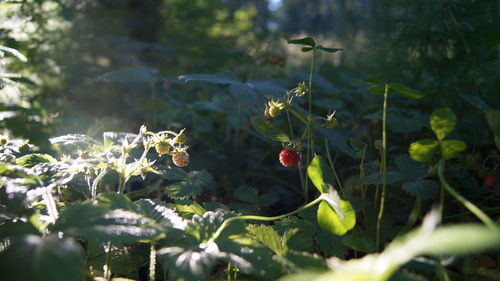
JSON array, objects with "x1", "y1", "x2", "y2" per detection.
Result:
[
  {"x1": 52, "y1": 202, "x2": 162, "y2": 244},
  {"x1": 247, "y1": 224, "x2": 287, "y2": 255},
  {"x1": 166, "y1": 181, "x2": 202, "y2": 199},
  {"x1": 134, "y1": 199, "x2": 187, "y2": 230},
  {"x1": 14, "y1": 153, "x2": 56, "y2": 168},
  {"x1": 98, "y1": 193, "x2": 134, "y2": 210},
  {"x1": 409, "y1": 139, "x2": 439, "y2": 162},
  {"x1": 317, "y1": 200, "x2": 356, "y2": 236},
  {"x1": 307, "y1": 155, "x2": 335, "y2": 193},
  {"x1": 440, "y1": 140, "x2": 466, "y2": 159},
  {"x1": 430, "y1": 108, "x2": 456, "y2": 141}
]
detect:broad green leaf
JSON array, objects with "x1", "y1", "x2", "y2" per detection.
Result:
[
  {"x1": 389, "y1": 83, "x2": 424, "y2": 99},
  {"x1": 0, "y1": 235, "x2": 83, "y2": 281},
  {"x1": 342, "y1": 235, "x2": 376, "y2": 253},
  {"x1": 307, "y1": 155, "x2": 335, "y2": 193},
  {"x1": 368, "y1": 84, "x2": 386, "y2": 95},
  {"x1": 169, "y1": 200, "x2": 206, "y2": 216},
  {"x1": 186, "y1": 211, "x2": 226, "y2": 243},
  {"x1": 395, "y1": 155, "x2": 427, "y2": 181},
  {"x1": 229, "y1": 82, "x2": 258, "y2": 105},
  {"x1": 134, "y1": 199, "x2": 187, "y2": 230},
  {"x1": 283, "y1": 251, "x2": 327, "y2": 270},
  {"x1": 166, "y1": 182, "x2": 202, "y2": 199},
  {"x1": 420, "y1": 224, "x2": 500, "y2": 255},
  {"x1": 234, "y1": 185, "x2": 259, "y2": 204},
  {"x1": 287, "y1": 37, "x2": 316, "y2": 47},
  {"x1": 354, "y1": 77, "x2": 384, "y2": 86},
  {"x1": 52, "y1": 202, "x2": 162, "y2": 244},
  {"x1": 247, "y1": 224, "x2": 287, "y2": 255},
  {"x1": 50, "y1": 134, "x2": 100, "y2": 150},
  {"x1": 250, "y1": 116, "x2": 291, "y2": 142},
  {"x1": 98, "y1": 193, "x2": 134, "y2": 210},
  {"x1": 317, "y1": 200, "x2": 356, "y2": 236},
  {"x1": 316, "y1": 45, "x2": 342, "y2": 53},
  {"x1": 14, "y1": 153, "x2": 56, "y2": 168},
  {"x1": 402, "y1": 180, "x2": 438, "y2": 200},
  {"x1": 430, "y1": 108, "x2": 456, "y2": 141},
  {"x1": 440, "y1": 140, "x2": 466, "y2": 159},
  {"x1": 0, "y1": 220, "x2": 40, "y2": 239},
  {"x1": 409, "y1": 139, "x2": 439, "y2": 162},
  {"x1": 485, "y1": 110, "x2": 500, "y2": 137},
  {"x1": 158, "y1": 243, "x2": 220, "y2": 281},
  {"x1": 257, "y1": 191, "x2": 278, "y2": 207},
  {"x1": 301, "y1": 47, "x2": 314, "y2": 52}
]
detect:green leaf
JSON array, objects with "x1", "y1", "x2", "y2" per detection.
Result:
[
  {"x1": 301, "y1": 47, "x2": 314, "y2": 52},
  {"x1": 250, "y1": 116, "x2": 291, "y2": 142},
  {"x1": 166, "y1": 182, "x2": 202, "y2": 199},
  {"x1": 420, "y1": 225, "x2": 500, "y2": 255},
  {"x1": 169, "y1": 200, "x2": 206, "y2": 216},
  {"x1": 186, "y1": 211, "x2": 226, "y2": 243},
  {"x1": 283, "y1": 251, "x2": 327, "y2": 270},
  {"x1": 389, "y1": 83, "x2": 424, "y2": 99},
  {"x1": 485, "y1": 110, "x2": 500, "y2": 137},
  {"x1": 354, "y1": 77, "x2": 385, "y2": 86},
  {"x1": 247, "y1": 224, "x2": 287, "y2": 255},
  {"x1": 178, "y1": 73, "x2": 237, "y2": 85},
  {"x1": 234, "y1": 185, "x2": 259, "y2": 204},
  {"x1": 402, "y1": 180, "x2": 439, "y2": 200},
  {"x1": 307, "y1": 155, "x2": 335, "y2": 193},
  {"x1": 0, "y1": 235, "x2": 83, "y2": 281},
  {"x1": 342, "y1": 235, "x2": 376, "y2": 253},
  {"x1": 317, "y1": 200, "x2": 356, "y2": 236},
  {"x1": 368, "y1": 84, "x2": 386, "y2": 95},
  {"x1": 98, "y1": 193, "x2": 134, "y2": 210},
  {"x1": 409, "y1": 139, "x2": 439, "y2": 162},
  {"x1": 316, "y1": 45, "x2": 342, "y2": 53},
  {"x1": 52, "y1": 202, "x2": 161, "y2": 244},
  {"x1": 50, "y1": 134, "x2": 100, "y2": 150},
  {"x1": 440, "y1": 140, "x2": 466, "y2": 159},
  {"x1": 134, "y1": 199, "x2": 187, "y2": 230},
  {"x1": 430, "y1": 108, "x2": 456, "y2": 141},
  {"x1": 287, "y1": 37, "x2": 316, "y2": 47},
  {"x1": 395, "y1": 155, "x2": 427, "y2": 181},
  {"x1": 158, "y1": 243, "x2": 220, "y2": 281},
  {"x1": 14, "y1": 153, "x2": 56, "y2": 168}
]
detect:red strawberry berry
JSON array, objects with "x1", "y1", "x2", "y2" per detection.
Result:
[
  {"x1": 279, "y1": 150, "x2": 300, "y2": 167},
  {"x1": 483, "y1": 175, "x2": 496, "y2": 189}
]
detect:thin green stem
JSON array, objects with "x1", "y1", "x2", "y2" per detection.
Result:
[
  {"x1": 376, "y1": 83, "x2": 389, "y2": 251},
  {"x1": 149, "y1": 240, "x2": 156, "y2": 281},
  {"x1": 437, "y1": 160, "x2": 498, "y2": 230},
  {"x1": 91, "y1": 168, "x2": 107, "y2": 200},
  {"x1": 324, "y1": 138, "x2": 344, "y2": 194},
  {"x1": 210, "y1": 197, "x2": 323, "y2": 243},
  {"x1": 104, "y1": 241, "x2": 112, "y2": 280},
  {"x1": 308, "y1": 49, "x2": 316, "y2": 115}
]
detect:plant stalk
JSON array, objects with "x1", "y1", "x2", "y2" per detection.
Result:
[
  {"x1": 150, "y1": 240, "x2": 156, "y2": 281},
  {"x1": 210, "y1": 197, "x2": 323, "y2": 242},
  {"x1": 376, "y1": 83, "x2": 389, "y2": 251},
  {"x1": 437, "y1": 159, "x2": 497, "y2": 230}
]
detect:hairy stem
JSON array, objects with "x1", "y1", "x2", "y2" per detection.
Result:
[
  {"x1": 437, "y1": 159, "x2": 497, "y2": 230},
  {"x1": 149, "y1": 240, "x2": 156, "y2": 281},
  {"x1": 376, "y1": 83, "x2": 389, "y2": 251},
  {"x1": 210, "y1": 197, "x2": 323, "y2": 243}
]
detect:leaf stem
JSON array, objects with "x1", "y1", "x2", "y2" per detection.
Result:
[
  {"x1": 150, "y1": 240, "x2": 156, "y2": 281},
  {"x1": 376, "y1": 83, "x2": 389, "y2": 251},
  {"x1": 324, "y1": 138, "x2": 344, "y2": 194},
  {"x1": 209, "y1": 196, "x2": 323, "y2": 243},
  {"x1": 437, "y1": 159, "x2": 498, "y2": 230}
]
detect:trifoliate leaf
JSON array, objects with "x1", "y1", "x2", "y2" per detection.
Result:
[
  {"x1": 402, "y1": 180, "x2": 438, "y2": 201},
  {"x1": 409, "y1": 139, "x2": 439, "y2": 162},
  {"x1": 440, "y1": 140, "x2": 466, "y2": 159},
  {"x1": 430, "y1": 108, "x2": 456, "y2": 141}
]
